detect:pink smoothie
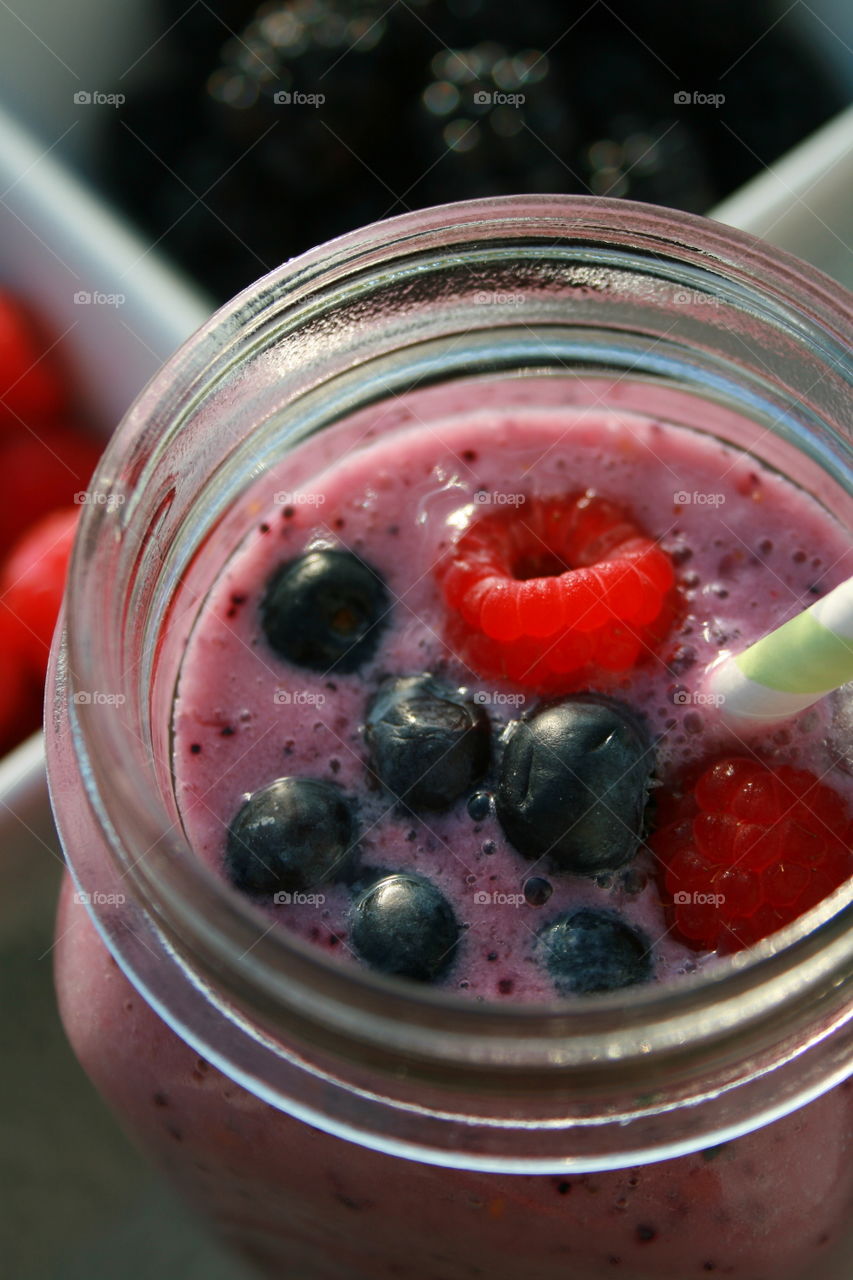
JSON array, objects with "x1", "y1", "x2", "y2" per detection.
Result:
[
  {"x1": 172, "y1": 396, "x2": 852, "y2": 999},
  {"x1": 55, "y1": 881, "x2": 853, "y2": 1279},
  {"x1": 55, "y1": 380, "x2": 853, "y2": 1280}
]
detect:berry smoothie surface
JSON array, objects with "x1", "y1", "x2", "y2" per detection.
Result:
[{"x1": 172, "y1": 382, "x2": 853, "y2": 1003}]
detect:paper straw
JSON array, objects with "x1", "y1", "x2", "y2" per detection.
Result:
[{"x1": 705, "y1": 575, "x2": 853, "y2": 724}]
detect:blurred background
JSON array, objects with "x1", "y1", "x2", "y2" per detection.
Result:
[
  {"x1": 2, "y1": 0, "x2": 852, "y2": 300},
  {"x1": 0, "y1": 3, "x2": 851, "y2": 1278}
]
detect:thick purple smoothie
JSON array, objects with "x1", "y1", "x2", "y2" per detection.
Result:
[
  {"x1": 53, "y1": 885, "x2": 853, "y2": 1280},
  {"x1": 51, "y1": 379, "x2": 853, "y2": 1280},
  {"x1": 172, "y1": 392, "x2": 853, "y2": 1000}
]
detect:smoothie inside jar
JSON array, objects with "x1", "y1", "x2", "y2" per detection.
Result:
[{"x1": 172, "y1": 375, "x2": 853, "y2": 1004}]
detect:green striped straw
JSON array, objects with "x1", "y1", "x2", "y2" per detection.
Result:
[{"x1": 706, "y1": 575, "x2": 853, "y2": 724}]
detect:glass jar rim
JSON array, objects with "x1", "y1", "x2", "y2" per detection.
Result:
[{"x1": 53, "y1": 195, "x2": 853, "y2": 1165}]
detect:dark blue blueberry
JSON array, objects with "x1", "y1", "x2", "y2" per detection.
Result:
[
  {"x1": 349, "y1": 872, "x2": 459, "y2": 982},
  {"x1": 496, "y1": 695, "x2": 652, "y2": 874},
  {"x1": 261, "y1": 550, "x2": 389, "y2": 674},
  {"x1": 226, "y1": 777, "x2": 354, "y2": 895},
  {"x1": 365, "y1": 675, "x2": 490, "y2": 812},
  {"x1": 538, "y1": 908, "x2": 651, "y2": 995}
]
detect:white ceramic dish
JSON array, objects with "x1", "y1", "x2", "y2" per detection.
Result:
[
  {"x1": 710, "y1": 104, "x2": 853, "y2": 289},
  {"x1": 0, "y1": 106, "x2": 249, "y2": 1279}
]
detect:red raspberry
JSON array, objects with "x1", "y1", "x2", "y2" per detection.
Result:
[
  {"x1": 0, "y1": 292, "x2": 68, "y2": 431},
  {"x1": 438, "y1": 492, "x2": 676, "y2": 691},
  {"x1": 652, "y1": 756, "x2": 853, "y2": 953},
  {"x1": 0, "y1": 506, "x2": 79, "y2": 681},
  {"x1": 0, "y1": 622, "x2": 40, "y2": 752},
  {"x1": 0, "y1": 422, "x2": 101, "y2": 556}
]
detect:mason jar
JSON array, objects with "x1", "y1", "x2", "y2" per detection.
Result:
[{"x1": 47, "y1": 196, "x2": 852, "y2": 1279}]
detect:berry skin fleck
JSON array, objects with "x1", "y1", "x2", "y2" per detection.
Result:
[
  {"x1": 438, "y1": 491, "x2": 676, "y2": 691},
  {"x1": 652, "y1": 756, "x2": 853, "y2": 952}
]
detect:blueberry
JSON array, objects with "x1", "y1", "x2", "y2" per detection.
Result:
[
  {"x1": 496, "y1": 695, "x2": 652, "y2": 874},
  {"x1": 226, "y1": 777, "x2": 354, "y2": 895},
  {"x1": 365, "y1": 675, "x2": 490, "y2": 812},
  {"x1": 261, "y1": 550, "x2": 389, "y2": 674},
  {"x1": 349, "y1": 872, "x2": 459, "y2": 982},
  {"x1": 538, "y1": 908, "x2": 651, "y2": 995}
]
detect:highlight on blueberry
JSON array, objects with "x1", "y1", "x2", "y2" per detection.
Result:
[
  {"x1": 496, "y1": 694, "x2": 652, "y2": 875},
  {"x1": 365, "y1": 674, "x2": 490, "y2": 812},
  {"x1": 261, "y1": 549, "x2": 389, "y2": 673},
  {"x1": 349, "y1": 871, "x2": 460, "y2": 982},
  {"x1": 226, "y1": 776, "x2": 354, "y2": 895},
  {"x1": 537, "y1": 907, "x2": 651, "y2": 995}
]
